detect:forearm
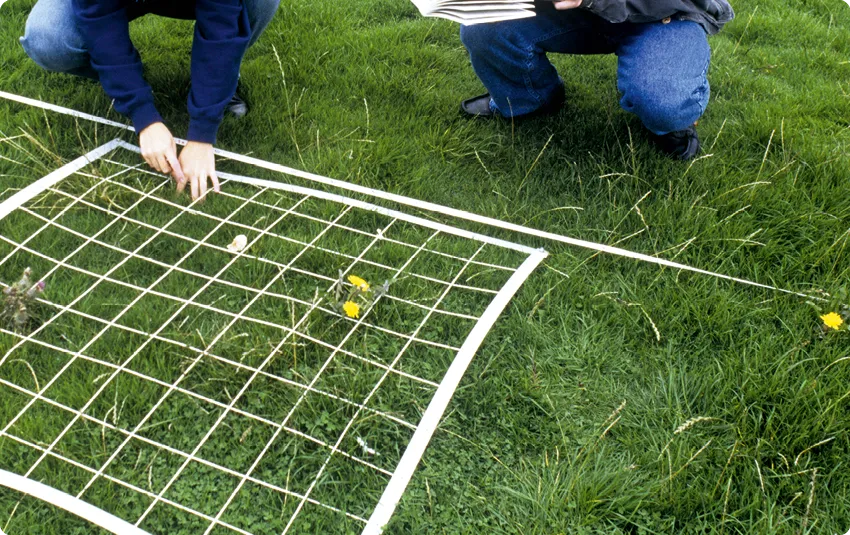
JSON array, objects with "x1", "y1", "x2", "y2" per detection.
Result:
[
  {"x1": 187, "y1": 0, "x2": 251, "y2": 144},
  {"x1": 72, "y1": 0, "x2": 162, "y2": 133}
]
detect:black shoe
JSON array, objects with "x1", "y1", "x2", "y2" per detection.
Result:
[
  {"x1": 460, "y1": 86, "x2": 565, "y2": 119},
  {"x1": 461, "y1": 93, "x2": 497, "y2": 117},
  {"x1": 226, "y1": 91, "x2": 249, "y2": 118},
  {"x1": 650, "y1": 125, "x2": 701, "y2": 161}
]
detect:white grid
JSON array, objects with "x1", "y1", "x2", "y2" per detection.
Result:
[{"x1": 0, "y1": 141, "x2": 547, "y2": 535}]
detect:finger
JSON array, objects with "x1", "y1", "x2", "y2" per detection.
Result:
[
  {"x1": 211, "y1": 171, "x2": 221, "y2": 194},
  {"x1": 157, "y1": 155, "x2": 172, "y2": 175},
  {"x1": 166, "y1": 150, "x2": 185, "y2": 184},
  {"x1": 198, "y1": 172, "x2": 208, "y2": 201},
  {"x1": 142, "y1": 153, "x2": 158, "y2": 172},
  {"x1": 176, "y1": 177, "x2": 188, "y2": 194},
  {"x1": 553, "y1": 0, "x2": 581, "y2": 9},
  {"x1": 191, "y1": 175, "x2": 200, "y2": 201}
]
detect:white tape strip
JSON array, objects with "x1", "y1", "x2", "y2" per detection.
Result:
[
  {"x1": 0, "y1": 139, "x2": 123, "y2": 221},
  {"x1": 363, "y1": 248, "x2": 549, "y2": 534},
  {"x1": 0, "y1": 91, "x2": 820, "y2": 300},
  {"x1": 0, "y1": 469, "x2": 152, "y2": 535}
]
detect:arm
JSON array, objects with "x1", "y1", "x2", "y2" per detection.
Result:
[
  {"x1": 186, "y1": 0, "x2": 251, "y2": 144},
  {"x1": 178, "y1": 0, "x2": 250, "y2": 200},
  {"x1": 71, "y1": 0, "x2": 162, "y2": 133},
  {"x1": 73, "y1": 0, "x2": 184, "y2": 182}
]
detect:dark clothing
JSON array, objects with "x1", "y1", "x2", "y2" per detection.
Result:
[
  {"x1": 577, "y1": 0, "x2": 734, "y2": 34},
  {"x1": 71, "y1": 0, "x2": 251, "y2": 143}
]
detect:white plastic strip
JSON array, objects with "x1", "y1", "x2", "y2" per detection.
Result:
[
  {"x1": 115, "y1": 140, "x2": 538, "y2": 256},
  {"x1": 0, "y1": 139, "x2": 122, "y2": 221},
  {"x1": 0, "y1": 469, "x2": 151, "y2": 535},
  {"x1": 0, "y1": 91, "x2": 817, "y2": 300},
  {"x1": 362, "y1": 247, "x2": 548, "y2": 534}
]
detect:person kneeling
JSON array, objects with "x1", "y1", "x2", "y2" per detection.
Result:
[
  {"x1": 20, "y1": 0, "x2": 280, "y2": 199},
  {"x1": 459, "y1": 0, "x2": 734, "y2": 161}
]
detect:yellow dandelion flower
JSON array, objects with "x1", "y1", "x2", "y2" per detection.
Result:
[
  {"x1": 821, "y1": 312, "x2": 844, "y2": 331},
  {"x1": 343, "y1": 301, "x2": 361, "y2": 318},
  {"x1": 347, "y1": 275, "x2": 370, "y2": 291}
]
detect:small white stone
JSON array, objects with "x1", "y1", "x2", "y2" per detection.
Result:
[{"x1": 227, "y1": 235, "x2": 248, "y2": 253}]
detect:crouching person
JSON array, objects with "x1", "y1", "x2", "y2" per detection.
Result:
[
  {"x1": 459, "y1": 0, "x2": 734, "y2": 160},
  {"x1": 20, "y1": 0, "x2": 280, "y2": 199}
]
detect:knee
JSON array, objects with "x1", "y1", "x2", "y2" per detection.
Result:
[
  {"x1": 460, "y1": 23, "x2": 502, "y2": 56},
  {"x1": 21, "y1": 18, "x2": 85, "y2": 74},
  {"x1": 247, "y1": 0, "x2": 281, "y2": 28},
  {"x1": 621, "y1": 76, "x2": 709, "y2": 134}
]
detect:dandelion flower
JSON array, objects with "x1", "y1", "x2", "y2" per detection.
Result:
[
  {"x1": 227, "y1": 235, "x2": 248, "y2": 253},
  {"x1": 821, "y1": 312, "x2": 844, "y2": 331},
  {"x1": 347, "y1": 275, "x2": 370, "y2": 291},
  {"x1": 343, "y1": 301, "x2": 361, "y2": 318}
]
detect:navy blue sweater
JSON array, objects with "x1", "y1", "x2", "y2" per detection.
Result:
[{"x1": 72, "y1": 0, "x2": 250, "y2": 144}]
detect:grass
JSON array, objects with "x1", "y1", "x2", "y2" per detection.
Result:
[{"x1": 1, "y1": 0, "x2": 850, "y2": 533}]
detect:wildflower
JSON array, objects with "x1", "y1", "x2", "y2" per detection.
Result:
[
  {"x1": 821, "y1": 312, "x2": 844, "y2": 331},
  {"x1": 2, "y1": 268, "x2": 45, "y2": 330},
  {"x1": 347, "y1": 275, "x2": 370, "y2": 292},
  {"x1": 343, "y1": 301, "x2": 361, "y2": 319}
]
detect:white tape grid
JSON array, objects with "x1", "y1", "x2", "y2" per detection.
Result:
[
  {"x1": 0, "y1": 141, "x2": 546, "y2": 534},
  {"x1": 0, "y1": 91, "x2": 823, "y2": 302}
]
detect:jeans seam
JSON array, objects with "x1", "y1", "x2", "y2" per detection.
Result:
[{"x1": 693, "y1": 56, "x2": 710, "y2": 115}]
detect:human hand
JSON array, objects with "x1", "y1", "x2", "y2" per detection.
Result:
[
  {"x1": 177, "y1": 141, "x2": 220, "y2": 201},
  {"x1": 139, "y1": 122, "x2": 185, "y2": 183},
  {"x1": 552, "y1": 0, "x2": 582, "y2": 9}
]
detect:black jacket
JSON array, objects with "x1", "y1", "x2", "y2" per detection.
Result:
[{"x1": 581, "y1": 0, "x2": 734, "y2": 34}]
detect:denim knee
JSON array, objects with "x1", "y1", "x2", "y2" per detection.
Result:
[
  {"x1": 460, "y1": 23, "x2": 502, "y2": 57},
  {"x1": 246, "y1": 0, "x2": 281, "y2": 46},
  {"x1": 620, "y1": 76, "x2": 709, "y2": 135},
  {"x1": 21, "y1": 20, "x2": 88, "y2": 75}
]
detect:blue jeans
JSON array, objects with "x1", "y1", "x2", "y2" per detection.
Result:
[
  {"x1": 460, "y1": 4, "x2": 711, "y2": 135},
  {"x1": 20, "y1": 0, "x2": 279, "y2": 81}
]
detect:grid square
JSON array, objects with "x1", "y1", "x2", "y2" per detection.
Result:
[
  {"x1": 284, "y1": 501, "x2": 365, "y2": 535},
  {"x1": 139, "y1": 501, "x2": 214, "y2": 535},
  {"x1": 251, "y1": 432, "x2": 328, "y2": 495},
  {"x1": 83, "y1": 373, "x2": 168, "y2": 433},
  {"x1": 6, "y1": 399, "x2": 76, "y2": 449},
  {"x1": 125, "y1": 337, "x2": 195, "y2": 384},
  {"x1": 197, "y1": 413, "x2": 277, "y2": 474},
  {"x1": 42, "y1": 357, "x2": 114, "y2": 411},
  {"x1": 83, "y1": 477, "x2": 155, "y2": 526},
  {"x1": 136, "y1": 392, "x2": 223, "y2": 453},
  {"x1": 26, "y1": 454, "x2": 95, "y2": 496},
  {"x1": 0, "y1": 341, "x2": 71, "y2": 394},
  {"x1": 72, "y1": 280, "x2": 141, "y2": 322},
  {"x1": 218, "y1": 481, "x2": 300, "y2": 535},
  {"x1": 102, "y1": 437, "x2": 186, "y2": 495},
  {"x1": 53, "y1": 419, "x2": 125, "y2": 470},
  {"x1": 163, "y1": 460, "x2": 243, "y2": 516}
]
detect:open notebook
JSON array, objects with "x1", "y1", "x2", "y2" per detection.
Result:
[{"x1": 411, "y1": 0, "x2": 537, "y2": 24}]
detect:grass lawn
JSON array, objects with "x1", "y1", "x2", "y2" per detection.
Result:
[{"x1": 1, "y1": 0, "x2": 850, "y2": 533}]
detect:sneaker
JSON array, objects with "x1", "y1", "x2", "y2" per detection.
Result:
[
  {"x1": 460, "y1": 86, "x2": 565, "y2": 119},
  {"x1": 650, "y1": 125, "x2": 701, "y2": 161},
  {"x1": 226, "y1": 91, "x2": 249, "y2": 118}
]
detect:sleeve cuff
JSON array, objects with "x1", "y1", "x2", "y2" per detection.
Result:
[
  {"x1": 187, "y1": 118, "x2": 221, "y2": 145},
  {"x1": 130, "y1": 103, "x2": 163, "y2": 136}
]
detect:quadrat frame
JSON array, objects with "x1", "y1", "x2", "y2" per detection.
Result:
[{"x1": 0, "y1": 139, "x2": 547, "y2": 535}]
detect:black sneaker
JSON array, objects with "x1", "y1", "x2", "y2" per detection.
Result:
[
  {"x1": 226, "y1": 91, "x2": 249, "y2": 118},
  {"x1": 460, "y1": 86, "x2": 565, "y2": 119},
  {"x1": 650, "y1": 125, "x2": 701, "y2": 161}
]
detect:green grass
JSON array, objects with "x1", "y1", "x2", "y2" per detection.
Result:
[{"x1": 1, "y1": 0, "x2": 850, "y2": 533}]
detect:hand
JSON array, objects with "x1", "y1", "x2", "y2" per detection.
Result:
[
  {"x1": 139, "y1": 122, "x2": 185, "y2": 183},
  {"x1": 552, "y1": 0, "x2": 582, "y2": 9},
  {"x1": 177, "y1": 142, "x2": 220, "y2": 201}
]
